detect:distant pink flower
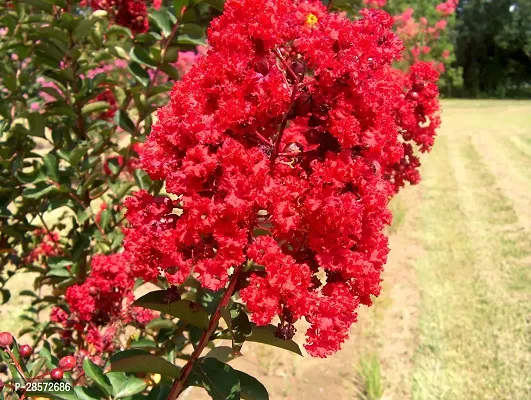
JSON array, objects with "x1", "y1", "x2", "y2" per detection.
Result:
[
  {"x1": 420, "y1": 17, "x2": 428, "y2": 25},
  {"x1": 37, "y1": 78, "x2": 65, "y2": 103},
  {"x1": 435, "y1": 19, "x2": 448, "y2": 30},
  {"x1": 422, "y1": 46, "x2": 431, "y2": 54},
  {"x1": 152, "y1": 0, "x2": 162, "y2": 9},
  {"x1": 30, "y1": 103, "x2": 40, "y2": 111},
  {"x1": 411, "y1": 46, "x2": 421, "y2": 59},
  {"x1": 114, "y1": 59, "x2": 128, "y2": 69},
  {"x1": 175, "y1": 51, "x2": 199, "y2": 75},
  {"x1": 436, "y1": 0, "x2": 457, "y2": 16},
  {"x1": 362, "y1": 0, "x2": 386, "y2": 7},
  {"x1": 442, "y1": 49, "x2": 450, "y2": 59},
  {"x1": 400, "y1": 8, "x2": 414, "y2": 22}
]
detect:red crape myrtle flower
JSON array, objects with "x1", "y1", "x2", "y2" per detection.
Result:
[
  {"x1": 90, "y1": 0, "x2": 149, "y2": 34},
  {"x1": 124, "y1": 0, "x2": 440, "y2": 357},
  {"x1": 53, "y1": 253, "x2": 155, "y2": 354}
]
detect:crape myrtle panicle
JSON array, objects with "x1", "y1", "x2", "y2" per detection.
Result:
[
  {"x1": 90, "y1": 0, "x2": 150, "y2": 34},
  {"x1": 52, "y1": 253, "x2": 156, "y2": 355},
  {"x1": 124, "y1": 0, "x2": 440, "y2": 357}
]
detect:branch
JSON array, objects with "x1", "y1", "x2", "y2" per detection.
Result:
[{"x1": 167, "y1": 263, "x2": 244, "y2": 399}]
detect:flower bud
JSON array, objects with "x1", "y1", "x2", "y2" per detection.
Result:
[
  {"x1": 254, "y1": 58, "x2": 270, "y2": 76},
  {"x1": 50, "y1": 368, "x2": 64, "y2": 380},
  {"x1": 293, "y1": 93, "x2": 312, "y2": 117},
  {"x1": 0, "y1": 332, "x2": 13, "y2": 348},
  {"x1": 58, "y1": 356, "x2": 76, "y2": 372},
  {"x1": 19, "y1": 344, "x2": 32, "y2": 358},
  {"x1": 288, "y1": 61, "x2": 305, "y2": 83}
]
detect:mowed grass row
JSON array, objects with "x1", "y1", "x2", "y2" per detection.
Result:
[{"x1": 411, "y1": 101, "x2": 531, "y2": 400}]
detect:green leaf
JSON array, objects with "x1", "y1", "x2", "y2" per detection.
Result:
[
  {"x1": 72, "y1": 233, "x2": 91, "y2": 262},
  {"x1": 74, "y1": 386, "x2": 106, "y2": 400},
  {"x1": 83, "y1": 358, "x2": 112, "y2": 397},
  {"x1": 46, "y1": 268, "x2": 71, "y2": 278},
  {"x1": 81, "y1": 101, "x2": 110, "y2": 116},
  {"x1": 229, "y1": 304, "x2": 252, "y2": 352},
  {"x1": 115, "y1": 181, "x2": 135, "y2": 199},
  {"x1": 73, "y1": 18, "x2": 98, "y2": 40},
  {"x1": 107, "y1": 25, "x2": 133, "y2": 38},
  {"x1": 158, "y1": 63, "x2": 180, "y2": 80},
  {"x1": 27, "y1": 112, "x2": 46, "y2": 137},
  {"x1": 205, "y1": 346, "x2": 241, "y2": 363},
  {"x1": 0, "y1": 289, "x2": 10, "y2": 305},
  {"x1": 246, "y1": 325, "x2": 303, "y2": 356},
  {"x1": 115, "y1": 110, "x2": 136, "y2": 133},
  {"x1": 109, "y1": 45, "x2": 130, "y2": 60},
  {"x1": 99, "y1": 209, "x2": 112, "y2": 230},
  {"x1": 40, "y1": 341, "x2": 57, "y2": 369},
  {"x1": 173, "y1": 0, "x2": 189, "y2": 15},
  {"x1": 22, "y1": 183, "x2": 56, "y2": 199},
  {"x1": 145, "y1": 318, "x2": 174, "y2": 330},
  {"x1": 134, "y1": 290, "x2": 209, "y2": 330},
  {"x1": 69, "y1": 147, "x2": 89, "y2": 166},
  {"x1": 150, "y1": 10, "x2": 173, "y2": 36},
  {"x1": 19, "y1": 0, "x2": 54, "y2": 13},
  {"x1": 237, "y1": 371, "x2": 269, "y2": 400},
  {"x1": 110, "y1": 349, "x2": 181, "y2": 378},
  {"x1": 129, "y1": 62, "x2": 151, "y2": 87},
  {"x1": 147, "y1": 385, "x2": 171, "y2": 400},
  {"x1": 130, "y1": 46, "x2": 158, "y2": 67},
  {"x1": 43, "y1": 153, "x2": 59, "y2": 182},
  {"x1": 20, "y1": 290, "x2": 39, "y2": 298},
  {"x1": 178, "y1": 25, "x2": 206, "y2": 46},
  {"x1": 130, "y1": 338, "x2": 157, "y2": 349},
  {"x1": 204, "y1": 0, "x2": 225, "y2": 11},
  {"x1": 188, "y1": 358, "x2": 240, "y2": 400},
  {"x1": 29, "y1": 358, "x2": 47, "y2": 378},
  {"x1": 107, "y1": 372, "x2": 148, "y2": 399},
  {"x1": 133, "y1": 169, "x2": 152, "y2": 190}
]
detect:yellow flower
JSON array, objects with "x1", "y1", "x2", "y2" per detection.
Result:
[
  {"x1": 306, "y1": 13, "x2": 318, "y2": 27},
  {"x1": 150, "y1": 373, "x2": 162, "y2": 384}
]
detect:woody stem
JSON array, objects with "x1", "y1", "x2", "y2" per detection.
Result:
[{"x1": 167, "y1": 263, "x2": 243, "y2": 399}]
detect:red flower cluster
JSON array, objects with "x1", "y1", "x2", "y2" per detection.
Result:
[
  {"x1": 53, "y1": 253, "x2": 155, "y2": 354},
  {"x1": 90, "y1": 0, "x2": 149, "y2": 34},
  {"x1": 95, "y1": 87, "x2": 118, "y2": 120},
  {"x1": 25, "y1": 228, "x2": 61, "y2": 264},
  {"x1": 124, "y1": 0, "x2": 440, "y2": 357}
]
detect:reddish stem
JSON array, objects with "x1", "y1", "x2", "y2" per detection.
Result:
[
  {"x1": 167, "y1": 263, "x2": 244, "y2": 399},
  {"x1": 270, "y1": 49, "x2": 302, "y2": 164},
  {"x1": 6, "y1": 348, "x2": 26, "y2": 382}
]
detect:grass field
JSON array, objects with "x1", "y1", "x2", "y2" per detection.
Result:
[{"x1": 3, "y1": 100, "x2": 531, "y2": 399}]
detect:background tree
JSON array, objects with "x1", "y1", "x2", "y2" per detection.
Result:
[{"x1": 455, "y1": 0, "x2": 531, "y2": 97}]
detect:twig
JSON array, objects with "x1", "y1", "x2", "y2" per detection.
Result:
[
  {"x1": 167, "y1": 263, "x2": 244, "y2": 399},
  {"x1": 270, "y1": 49, "x2": 302, "y2": 164},
  {"x1": 6, "y1": 348, "x2": 26, "y2": 382}
]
